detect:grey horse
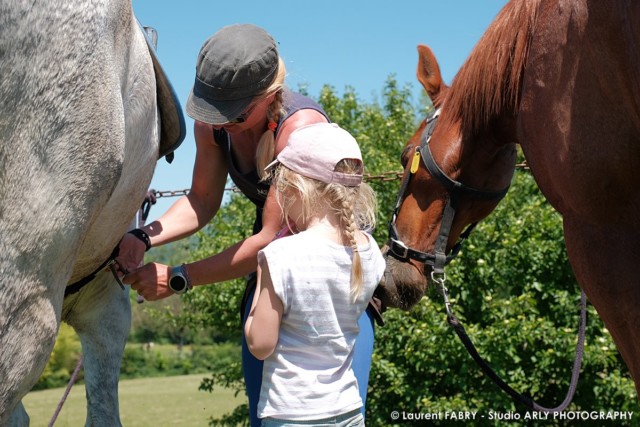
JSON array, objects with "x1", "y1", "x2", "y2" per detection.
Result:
[{"x1": 0, "y1": 0, "x2": 185, "y2": 425}]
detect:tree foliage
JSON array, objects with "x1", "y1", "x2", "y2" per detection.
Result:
[
  {"x1": 368, "y1": 168, "x2": 638, "y2": 427},
  {"x1": 174, "y1": 79, "x2": 638, "y2": 426},
  {"x1": 180, "y1": 194, "x2": 255, "y2": 426}
]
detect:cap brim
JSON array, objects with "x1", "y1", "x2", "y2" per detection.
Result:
[{"x1": 186, "y1": 88, "x2": 253, "y2": 125}]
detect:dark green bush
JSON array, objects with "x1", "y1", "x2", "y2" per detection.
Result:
[{"x1": 120, "y1": 343, "x2": 241, "y2": 380}]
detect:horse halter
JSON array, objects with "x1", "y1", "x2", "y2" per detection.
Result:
[{"x1": 387, "y1": 109, "x2": 511, "y2": 277}]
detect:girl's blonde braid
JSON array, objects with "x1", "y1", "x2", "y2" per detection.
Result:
[{"x1": 340, "y1": 193, "x2": 364, "y2": 301}]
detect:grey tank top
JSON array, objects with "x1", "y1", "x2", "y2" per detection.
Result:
[{"x1": 213, "y1": 89, "x2": 329, "y2": 234}]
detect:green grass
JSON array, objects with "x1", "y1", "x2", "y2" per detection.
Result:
[{"x1": 22, "y1": 374, "x2": 246, "y2": 426}]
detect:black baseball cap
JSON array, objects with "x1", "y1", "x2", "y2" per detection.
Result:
[{"x1": 186, "y1": 24, "x2": 279, "y2": 124}]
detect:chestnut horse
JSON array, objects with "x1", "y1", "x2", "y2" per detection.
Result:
[{"x1": 379, "y1": 0, "x2": 640, "y2": 392}]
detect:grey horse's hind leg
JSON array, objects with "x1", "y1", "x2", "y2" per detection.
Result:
[
  {"x1": 64, "y1": 271, "x2": 131, "y2": 427},
  {"x1": 8, "y1": 402, "x2": 29, "y2": 427},
  {"x1": 1, "y1": 291, "x2": 60, "y2": 426}
]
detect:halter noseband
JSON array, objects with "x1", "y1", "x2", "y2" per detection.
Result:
[{"x1": 387, "y1": 109, "x2": 510, "y2": 276}]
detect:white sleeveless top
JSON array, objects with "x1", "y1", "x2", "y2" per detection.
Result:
[{"x1": 256, "y1": 230, "x2": 385, "y2": 421}]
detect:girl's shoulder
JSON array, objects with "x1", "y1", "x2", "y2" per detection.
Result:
[{"x1": 263, "y1": 230, "x2": 310, "y2": 253}]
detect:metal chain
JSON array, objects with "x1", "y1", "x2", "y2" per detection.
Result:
[
  {"x1": 150, "y1": 163, "x2": 528, "y2": 199},
  {"x1": 151, "y1": 171, "x2": 405, "y2": 199},
  {"x1": 363, "y1": 171, "x2": 405, "y2": 181}
]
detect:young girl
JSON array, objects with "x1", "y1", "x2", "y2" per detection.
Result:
[{"x1": 244, "y1": 123, "x2": 385, "y2": 426}]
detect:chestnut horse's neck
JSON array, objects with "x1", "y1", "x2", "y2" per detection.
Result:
[{"x1": 440, "y1": 0, "x2": 540, "y2": 138}]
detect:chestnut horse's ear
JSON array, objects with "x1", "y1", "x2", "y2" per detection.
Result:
[{"x1": 417, "y1": 45, "x2": 445, "y2": 102}]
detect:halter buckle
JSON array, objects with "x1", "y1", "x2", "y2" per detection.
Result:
[{"x1": 389, "y1": 238, "x2": 409, "y2": 260}]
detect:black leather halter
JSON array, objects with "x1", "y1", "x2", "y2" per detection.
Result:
[{"x1": 387, "y1": 109, "x2": 510, "y2": 276}]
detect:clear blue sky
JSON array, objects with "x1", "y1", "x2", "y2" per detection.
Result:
[{"x1": 132, "y1": 0, "x2": 508, "y2": 222}]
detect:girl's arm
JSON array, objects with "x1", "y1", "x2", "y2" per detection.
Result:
[{"x1": 245, "y1": 257, "x2": 283, "y2": 360}]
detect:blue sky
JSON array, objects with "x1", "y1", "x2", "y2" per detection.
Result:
[{"x1": 132, "y1": 0, "x2": 508, "y2": 222}]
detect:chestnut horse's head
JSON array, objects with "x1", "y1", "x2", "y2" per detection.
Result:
[{"x1": 378, "y1": 45, "x2": 518, "y2": 310}]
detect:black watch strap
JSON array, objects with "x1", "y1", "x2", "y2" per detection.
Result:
[{"x1": 128, "y1": 228, "x2": 152, "y2": 252}]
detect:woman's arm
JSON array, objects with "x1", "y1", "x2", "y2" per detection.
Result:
[
  {"x1": 116, "y1": 121, "x2": 227, "y2": 274},
  {"x1": 124, "y1": 169, "x2": 285, "y2": 300},
  {"x1": 124, "y1": 108, "x2": 328, "y2": 299},
  {"x1": 273, "y1": 108, "x2": 328, "y2": 154},
  {"x1": 245, "y1": 257, "x2": 283, "y2": 360},
  {"x1": 183, "y1": 108, "x2": 329, "y2": 285},
  {"x1": 146, "y1": 120, "x2": 228, "y2": 245}
]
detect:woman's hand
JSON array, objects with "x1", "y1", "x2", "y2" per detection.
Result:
[
  {"x1": 123, "y1": 262, "x2": 173, "y2": 301},
  {"x1": 114, "y1": 232, "x2": 147, "y2": 276}
]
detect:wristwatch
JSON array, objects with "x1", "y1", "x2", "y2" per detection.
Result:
[{"x1": 168, "y1": 264, "x2": 192, "y2": 294}]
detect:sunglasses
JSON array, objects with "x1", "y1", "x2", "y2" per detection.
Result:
[{"x1": 227, "y1": 101, "x2": 259, "y2": 124}]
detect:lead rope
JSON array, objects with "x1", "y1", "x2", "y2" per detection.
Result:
[
  {"x1": 434, "y1": 275, "x2": 587, "y2": 412},
  {"x1": 47, "y1": 354, "x2": 83, "y2": 427},
  {"x1": 48, "y1": 191, "x2": 157, "y2": 425},
  {"x1": 135, "y1": 190, "x2": 156, "y2": 304}
]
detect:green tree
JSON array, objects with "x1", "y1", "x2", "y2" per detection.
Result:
[
  {"x1": 367, "y1": 168, "x2": 638, "y2": 427},
  {"x1": 181, "y1": 193, "x2": 255, "y2": 426},
  {"x1": 174, "y1": 79, "x2": 638, "y2": 426},
  {"x1": 129, "y1": 235, "x2": 226, "y2": 346}
]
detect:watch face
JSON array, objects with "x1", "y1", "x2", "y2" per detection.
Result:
[{"x1": 170, "y1": 275, "x2": 187, "y2": 292}]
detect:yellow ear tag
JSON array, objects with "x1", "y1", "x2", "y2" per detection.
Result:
[{"x1": 410, "y1": 150, "x2": 421, "y2": 174}]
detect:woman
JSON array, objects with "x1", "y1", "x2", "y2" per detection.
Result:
[{"x1": 119, "y1": 24, "x2": 377, "y2": 426}]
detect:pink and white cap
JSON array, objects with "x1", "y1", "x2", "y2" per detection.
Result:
[{"x1": 266, "y1": 123, "x2": 363, "y2": 186}]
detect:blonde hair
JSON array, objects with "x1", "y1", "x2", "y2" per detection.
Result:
[
  {"x1": 256, "y1": 58, "x2": 287, "y2": 179},
  {"x1": 271, "y1": 159, "x2": 377, "y2": 301}
]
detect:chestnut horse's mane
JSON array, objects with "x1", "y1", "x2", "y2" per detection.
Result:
[{"x1": 442, "y1": 0, "x2": 541, "y2": 134}]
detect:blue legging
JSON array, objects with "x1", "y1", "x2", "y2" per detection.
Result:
[{"x1": 242, "y1": 290, "x2": 375, "y2": 427}]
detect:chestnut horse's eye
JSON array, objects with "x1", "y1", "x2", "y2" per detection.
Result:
[{"x1": 400, "y1": 145, "x2": 414, "y2": 168}]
